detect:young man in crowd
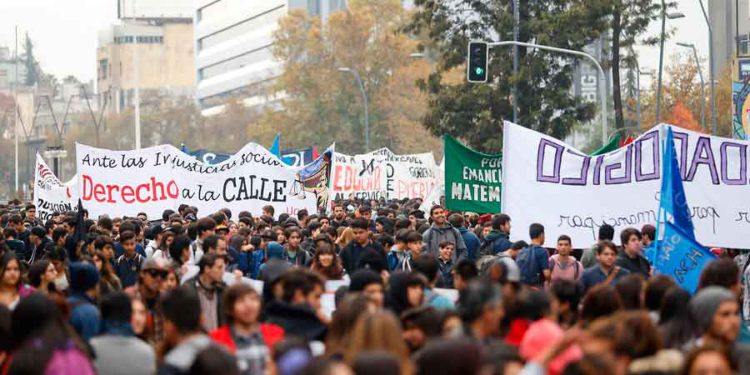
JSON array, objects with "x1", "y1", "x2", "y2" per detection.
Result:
[
  {"x1": 387, "y1": 229, "x2": 410, "y2": 272},
  {"x1": 67, "y1": 261, "x2": 101, "y2": 342},
  {"x1": 615, "y1": 228, "x2": 651, "y2": 278},
  {"x1": 452, "y1": 259, "x2": 478, "y2": 292},
  {"x1": 549, "y1": 235, "x2": 583, "y2": 282},
  {"x1": 515, "y1": 223, "x2": 550, "y2": 288},
  {"x1": 340, "y1": 218, "x2": 385, "y2": 274},
  {"x1": 330, "y1": 204, "x2": 347, "y2": 229},
  {"x1": 348, "y1": 269, "x2": 385, "y2": 308},
  {"x1": 185, "y1": 253, "x2": 227, "y2": 332},
  {"x1": 27, "y1": 226, "x2": 51, "y2": 263},
  {"x1": 480, "y1": 214, "x2": 513, "y2": 257},
  {"x1": 160, "y1": 287, "x2": 220, "y2": 375},
  {"x1": 126, "y1": 258, "x2": 168, "y2": 345},
  {"x1": 264, "y1": 269, "x2": 327, "y2": 341},
  {"x1": 436, "y1": 241, "x2": 455, "y2": 288},
  {"x1": 91, "y1": 292, "x2": 156, "y2": 375},
  {"x1": 190, "y1": 217, "x2": 217, "y2": 265},
  {"x1": 582, "y1": 223, "x2": 614, "y2": 268},
  {"x1": 422, "y1": 206, "x2": 467, "y2": 261},
  {"x1": 115, "y1": 230, "x2": 146, "y2": 288},
  {"x1": 411, "y1": 254, "x2": 455, "y2": 309},
  {"x1": 457, "y1": 281, "x2": 504, "y2": 344},
  {"x1": 580, "y1": 240, "x2": 630, "y2": 293},
  {"x1": 399, "y1": 230, "x2": 424, "y2": 271},
  {"x1": 448, "y1": 213, "x2": 480, "y2": 261}
]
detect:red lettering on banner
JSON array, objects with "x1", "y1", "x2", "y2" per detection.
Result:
[{"x1": 82, "y1": 174, "x2": 179, "y2": 204}]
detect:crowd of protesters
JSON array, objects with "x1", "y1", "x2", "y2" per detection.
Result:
[{"x1": 0, "y1": 197, "x2": 748, "y2": 375}]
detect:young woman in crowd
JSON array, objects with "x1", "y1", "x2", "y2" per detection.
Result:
[
  {"x1": 92, "y1": 250, "x2": 122, "y2": 295},
  {"x1": 0, "y1": 253, "x2": 33, "y2": 310},
  {"x1": 310, "y1": 243, "x2": 345, "y2": 281},
  {"x1": 27, "y1": 259, "x2": 58, "y2": 295}
]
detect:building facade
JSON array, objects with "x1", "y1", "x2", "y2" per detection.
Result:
[
  {"x1": 709, "y1": 0, "x2": 750, "y2": 78},
  {"x1": 97, "y1": 17, "x2": 196, "y2": 113},
  {"x1": 194, "y1": 0, "x2": 347, "y2": 115}
]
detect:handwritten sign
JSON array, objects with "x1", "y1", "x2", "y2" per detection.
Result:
[
  {"x1": 76, "y1": 143, "x2": 318, "y2": 219},
  {"x1": 502, "y1": 122, "x2": 750, "y2": 248}
]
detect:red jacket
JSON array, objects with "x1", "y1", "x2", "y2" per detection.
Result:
[{"x1": 210, "y1": 324, "x2": 285, "y2": 353}]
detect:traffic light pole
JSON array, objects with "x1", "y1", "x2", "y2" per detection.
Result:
[{"x1": 487, "y1": 41, "x2": 608, "y2": 146}]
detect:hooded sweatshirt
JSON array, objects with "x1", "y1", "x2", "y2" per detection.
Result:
[
  {"x1": 158, "y1": 334, "x2": 214, "y2": 375},
  {"x1": 422, "y1": 223, "x2": 467, "y2": 261}
]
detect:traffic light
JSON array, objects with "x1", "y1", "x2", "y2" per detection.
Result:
[{"x1": 467, "y1": 41, "x2": 488, "y2": 83}]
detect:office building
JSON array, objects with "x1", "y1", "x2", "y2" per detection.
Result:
[{"x1": 709, "y1": 0, "x2": 749, "y2": 78}]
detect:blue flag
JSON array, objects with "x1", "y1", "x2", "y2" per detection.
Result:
[
  {"x1": 659, "y1": 127, "x2": 695, "y2": 240},
  {"x1": 270, "y1": 134, "x2": 281, "y2": 159},
  {"x1": 655, "y1": 127, "x2": 716, "y2": 293}
]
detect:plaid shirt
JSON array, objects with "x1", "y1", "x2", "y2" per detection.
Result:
[{"x1": 233, "y1": 328, "x2": 269, "y2": 375}]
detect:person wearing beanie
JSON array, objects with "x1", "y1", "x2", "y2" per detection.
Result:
[
  {"x1": 349, "y1": 269, "x2": 384, "y2": 308},
  {"x1": 67, "y1": 261, "x2": 101, "y2": 342},
  {"x1": 686, "y1": 286, "x2": 750, "y2": 373}
]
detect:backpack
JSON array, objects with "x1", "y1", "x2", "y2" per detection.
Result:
[
  {"x1": 550, "y1": 256, "x2": 581, "y2": 280},
  {"x1": 516, "y1": 246, "x2": 542, "y2": 285},
  {"x1": 478, "y1": 237, "x2": 499, "y2": 258}
]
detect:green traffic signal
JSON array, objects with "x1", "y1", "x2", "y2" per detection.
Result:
[{"x1": 475, "y1": 67, "x2": 484, "y2": 75}]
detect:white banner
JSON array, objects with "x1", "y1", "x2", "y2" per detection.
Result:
[
  {"x1": 76, "y1": 143, "x2": 318, "y2": 219},
  {"x1": 502, "y1": 122, "x2": 742, "y2": 248},
  {"x1": 33, "y1": 154, "x2": 78, "y2": 222},
  {"x1": 330, "y1": 148, "x2": 439, "y2": 201}
]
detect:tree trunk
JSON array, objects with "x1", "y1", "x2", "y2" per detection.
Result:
[{"x1": 612, "y1": 8, "x2": 625, "y2": 131}]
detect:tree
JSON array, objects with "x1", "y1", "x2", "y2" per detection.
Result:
[
  {"x1": 22, "y1": 33, "x2": 39, "y2": 87},
  {"x1": 408, "y1": 0, "x2": 613, "y2": 153},
  {"x1": 608, "y1": 0, "x2": 665, "y2": 132},
  {"x1": 665, "y1": 101, "x2": 701, "y2": 132},
  {"x1": 261, "y1": 0, "x2": 440, "y2": 155}
]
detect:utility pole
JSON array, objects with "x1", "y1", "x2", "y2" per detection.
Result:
[
  {"x1": 14, "y1": 25, "x2": 19, "y2": 193},
  {"x1": 512, "y1": 0, "x2": 519, "y2": 123},
  {"x1": 132, "y1": 0, "x2": 141, "y2": 149}
]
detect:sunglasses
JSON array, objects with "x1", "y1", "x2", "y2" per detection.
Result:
[{"x1": 145, "y1": 269, "x2": 168, "y2": 278}]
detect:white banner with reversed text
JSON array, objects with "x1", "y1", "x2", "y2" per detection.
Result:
[
  {"x1": 33, "y1": 154, "x2": 78, "y2": 221},
  {"x1": 76, "y1": 143, "x2": 318, "y2": 219},
  {"x1": 502, "y1": 122, "x2": 746, "y2": 248}
]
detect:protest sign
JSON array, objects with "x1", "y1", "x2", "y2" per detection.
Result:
[
  {"x1": 502, "y1": 121, "x2": 749, "y2": 248},
  {"x1": 419, "y1": 183, "x2": 444, "y2": 215},
  {"x1": 384, "y1": 152, "x2": 439, "y2": 200},
  {"x1": 330, "y1": 148, "x2": 391, "y2": 201},
  {"x1": 76, "y1": 142, "x2": 318, "y2": 219},
  {"x1": 444, "y1": 135, "x2": 502, "y2": 213},
  {"x1": 33, "y1": 154, "x2": 78, "y2": 221},
  {"x1": 294, "y1": 145, "x2": 334, "y2": 209}
]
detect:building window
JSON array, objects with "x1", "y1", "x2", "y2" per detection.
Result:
[
  {"x1": 198, "y1": 44, "x2": 272, "y2": 81},
  {"x1": 198, "y1": 5, "x2": 284, "y2": 51},
  {"x1": 740, "y1": 35, "x2": 749, "y2": 56},
  {"x1": 98, "y1": 59, "x2": 108, "y2": 80}
]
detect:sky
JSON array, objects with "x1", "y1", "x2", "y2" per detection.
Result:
[{"x1": 0, "y1": 0, "x2": 711, "y2": 87}]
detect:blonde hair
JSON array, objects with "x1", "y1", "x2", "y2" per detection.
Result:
[{"x1": 343, "y1": 311, "x2": 412, "y2": 375}]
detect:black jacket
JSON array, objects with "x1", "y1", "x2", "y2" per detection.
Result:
[
  {"x1": 264, "y1": 301, "x2": 327, "y2": 341},
  {"x1": 340, "y1": 240, "x2": 385, "y2": 274}
]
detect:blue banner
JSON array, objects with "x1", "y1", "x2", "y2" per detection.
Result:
[{"x1": 659, "y1": 127, "x2": 696, "y2": 240}]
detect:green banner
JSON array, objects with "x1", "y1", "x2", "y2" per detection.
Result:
[
  {"x1": 590, "y1": 133, "x2": 621, "y2": 156},
  {"x1": 444, "y1": 135, "x2": 502, "y2": 213}
]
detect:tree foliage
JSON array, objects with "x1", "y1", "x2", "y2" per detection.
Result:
[
  {"x1": 408, "y1": 0, "x2": 612, "y2": 153},
  {"x1": 261, "y1": 0, "x2": 440, "y2": 155}
]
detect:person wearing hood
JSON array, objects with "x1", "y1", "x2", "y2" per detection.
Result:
[
  {"x1": 478, "y1": 214, "x2": 513, "y2": 258},
  {"x1": 264, "y1": 269, "x2": 327, "y2": 341},
  {"x1": 91, "y1": 292, "x2": 156, "y2": 375},
  {"x1": 68, "y1": 261, "x2": 101, "y2": 342},
  {"x1": 258, "y1": 241, "x2": 290, "y2": 282},
  {"x1": 421, "y1": 206, "x2": 467, "y2": 262},
  {"x1": 159, "y1": 287, "x2": 221, "y2": 375}
]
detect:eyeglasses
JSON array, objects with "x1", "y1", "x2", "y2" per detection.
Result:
[{"x1": 145, "y1": 269, "x2": 168, "y2": 278}]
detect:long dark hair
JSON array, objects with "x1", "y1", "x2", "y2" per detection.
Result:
[
  {"x1": 311, "y1": 243, "x2": 344, "y2": 280},
  {"x1": 0, "y1": 252, "x2": 22, "y2": 290},
  {"x1": 658, "y1": 286, "x2": 697, "y2": 349},
  {"x1": 27, "y1": 260, "x2": 57, "y2": 293},
  {"x1": 8, "y1": 293, "x2": 91, "y2": 373},
  {"x1": 94, "y1": 250, "x2": 120, "y2": 290}
]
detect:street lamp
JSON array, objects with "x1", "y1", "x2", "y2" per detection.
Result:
[
  {"x1": 338, "y1": 67, "x2": 370, "y2": 152},
  {"x1": 656, "y1": 4, "x2": 686, "y2": 123},
  {"x1": 676, "y1": 42, "x2": 706, "y2": 130},
  {"x1": 697, "y1": 0, "x2": 717, "y2": 135}
]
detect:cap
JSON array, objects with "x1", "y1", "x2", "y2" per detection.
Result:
[
  {"x1": 215, "y1": 224, "x2": 229, "y2": 233},
  {"x1": 142, "y1": 257, "x2": 169, "y2": 271}
]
